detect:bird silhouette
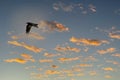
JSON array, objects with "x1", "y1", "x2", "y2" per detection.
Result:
[{"x1": 26, "y1": 22, "x2": 38, "y2": 33}]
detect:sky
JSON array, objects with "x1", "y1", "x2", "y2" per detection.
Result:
[{"x1": 0, "y1": 0, "x2": 120, "y2": 80}]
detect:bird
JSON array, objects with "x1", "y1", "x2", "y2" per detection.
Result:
[{"x1": 26, "y1": 22, "x2": 38, "y2": 33}]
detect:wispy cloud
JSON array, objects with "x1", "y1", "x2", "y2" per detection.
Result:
[
  {"x1": 51, "y1": 65, "x2": 58, "y2": 68},
  {"x1": 105, "y1": 75, "x2": 112, "y2": 78},
  {"x1": 76, "y1": 73, "x2": 84, "y2": 76},
  {"x1": 106, "y1": 60, "x2": 119, "y2": 65},
  {"x1": 102, "y1": 67, "x2": 114, "y2": 71},
  {"x1": 53, "y1": 2, "x2": 97, "y2": 14},
  {"x1": 53, "y1": 2, "x2": 74, "y2": 12},
  {"x1": 115, "y1": 9, "x2": 120, "y2": 15},
  {"x1": 78, "y1": 64, "x2": 93, "y2": 67},
  {"x1": 8, "y1": 41, "x2": 44, "y2": 53},
  {"x1": 38, "y1": 20, "x2": 69, "y2": 32},
  {"x1": 27, "y1": 32, "x2": 45, "y2": 40},
  {"x1": 109, "y1": 32, "x2": 120, "y2": 39},
  {"x1": 11, "y1": 33, "x2": 44, "y2": 40},
  {"x1": 89, "y1": 4, "x2": 96, "y2": 13},
  {"x1": 25, "y1": 66, "x2": 36, "y2": 70},
  {"x1": 30, "y1": 73, "x2": 48, "y2": 79},
  {"x1": 39, "y1": 59, "x2": 53, "y2": 63},
  {"x1": 55, "y1": 45, "x2": 80, "y2": 53},
  {"x1": 4, "y1": 58, "x2": 27, "y2": 64},
  {"x1": 21, "y1": 53, "x2": 35, "y2": 62},
  {"x1": 89, "y1": 71, "x2": 97, "y2": 76},
  {"x1": 45, "y1": 70, "x2": 61, "y2": 75},
  {"x1": 44, "y1": 52, "x2": 61, "y2": 57},
  {"x1": 97, "y1": 48, "x2": 116, "y2": 55},
  {"x1": 58, "y1": 57, "x2": 79, "y2": 62},
  {"x1": 70, "y1": 36, "x2": 109, "y2": 46},
  {"x1": 83, "y1": 56, "x2": 97, "y2": 62},
  {"x1": 4, "y1": 53, "x2": 35, "y2": 64},
  {"x1": 112, "y1": 53, "x2": 120, "y2": 57}
]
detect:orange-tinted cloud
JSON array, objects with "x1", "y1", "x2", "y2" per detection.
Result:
[
  {"x1": 106, "y1": 60, "x2": 119, "y2": 65},
  {"x1": 21, "y1": 53, "x2": 35, "y2": 62},
  {"x1": 67, "y1": 73, "x2": 75, "y2": 77},
  {"x1": 8, "y1": 41, "x2": 44, "y2": 53},
  {"x1": 27, "y1": 32, "x2": 45, "y2": 40},
  {"x1": 102, "y1": 67, "x2": 114, "y2": 71},
  {"x1": 70, "y1": 36, "x2": 109, "y2": 46},
  {"x1": 109, "y1": 32, "x2": 120, "y2": 39},
  {"x1": 44, "y1": 52, "x2": 61, "y2": 57},
  {"x1": 51, "y1": 65, "x2": 58, "y2": 68},
  {"x1": 105, "y1": 75, "x2": 112, "y2": 78},
  {"x1": 4, "y1": 58, "x2": 27, "y2": 64},
  {"x1": 89, "y1": 71, "x2": 97, "y2": 76},
  {"x1": 30, "y1": 73, "x2": 47, "y2": 79},
  {"x1": 97, "y1": 48, "x2": 116, "y2": 55},
  {"x1": 45, "y1": 70, "x2": 61, "y2": 75},
  {"x1": 58, "y1": 57, "x2": 79, "y2": 62},
  {"x1": 38, "y1": 20, "x2": 69, "y2": 32},
  {"x1": 39, "y1": 59, "x2": 53, "y2": 63},
  {"x1": 83, "y1": 56, "x2": 97, "y2": 62},
  {"x1": 112, "y1": 53, "x2": 120, "y2": 57},
  {"x1": 76, "y1": 73, "x2": 84, "y2": 76},
  {"x1": 78, "y1": 64, "x2": 93, "y2": 67},
  {"x1": 11, "y1": 33, "x2": 44, "y2": 40},
  {"x1": 55, "y1": 45, "x2": 80, "y2": 53}
]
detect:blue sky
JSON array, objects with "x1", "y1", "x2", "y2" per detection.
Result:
[{"x1": 0, "y1": 0, "x2": 120, "y2": 80}]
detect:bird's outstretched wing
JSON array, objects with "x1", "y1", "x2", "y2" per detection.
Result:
[{"x1": 26, "y1": 24, "x2": 32, "y2": 33}]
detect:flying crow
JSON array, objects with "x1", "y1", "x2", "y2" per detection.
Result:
[{"x1": 26, "y1": 22, "x2": 38, "y2": 33}]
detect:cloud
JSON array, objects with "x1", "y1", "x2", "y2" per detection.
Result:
[
  {"x1": 109, "y1": 32, "x2": 120, "y2": 39},
  {"x1": 25, "y1": 66, "x2": 36, "y2": 70},
  {"x1": 89, "y1": 71, "x2": 97, "y2": 76},
  {"x1": 11, "y1": 33, "x2": 45, "y2": 40},
  {"x1": 53, "y1": 2, "x2": 97, "y2": 14},
  {"x1": 30, "y1": 73, "x2": 48, "y2": 79},
  {"x1": 115, "y1": 9, "x2": 120, "y2": 15},
  {"x1": 102, "y1": 67, "x2": 114, "y2": 71},
  {"x1": 105, "y1": 75, "x2": 112, "y2": 78},
  {"x1": 44, "y1": 52, "x2": 61, "y2": 57},
  {"x1": 58, "y1": 57, "x2": 79, "y2": 62},
  {"x1": 78, "y1": 64, "x2": 93, "y2": 67},
  {"x1": 55, "y1": 45, "x2": 80, "y2": 53},
  {"x1": 39, "y1": 59, "x2": 53, "y2": 63},
  {"x1": 8, "y1": 41, "x2": 44, "y2": 53},
  {"x1": 8, "y1": 41, "x2": 22, "y2": 46},
  {"x1": 53, "y1": 2, "x2": 74, "y2": 12},
  {"x1": 4, "y1": 53, "x2": 35, "y2": 64},
  {"x1": 83, "y1": 56, "x2": 97, "y2": 62},
  {"x1": 106, "y1": 60, "x2": 119, "y2": 65},
  {"x1": 112, "y1": 53, "x2": 120, "y2": 57},
  {"x1": 21, "y1": 53, "x2": 35, "y2": 62},
  {"x1": 51, "y1": 65, "x2": 58, "y2": 68},
  {"x1": 70, "y1": 36, "x2": 109, "y2": 46},
  {"x1": 67, "y1": 73, "x2": 75, "y2": 77},
  {"x1": 78, "y1": 3, "x2": 84, "y2": 10},
  {"x1": 4, "y1": 58, "x2": 27, "y2": 64},
  {"x1": 97, "y1": 48, "x2": 116, "y2": 55},
  {"x1": 89, "y1": 4, "x2": 96, "y2": 13},
  {"x1": 76, "y1": 73, "x2": 84, "y2": 76},
  {"x1": 45, "y1": 70, "x2": 61, "y2": 75},
  {"x1": 38, "y1": 20, "x2": 69, "y2": 32},
  {"x1": 27, "y1": 33, "x2": 45, "y2": 40}
]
